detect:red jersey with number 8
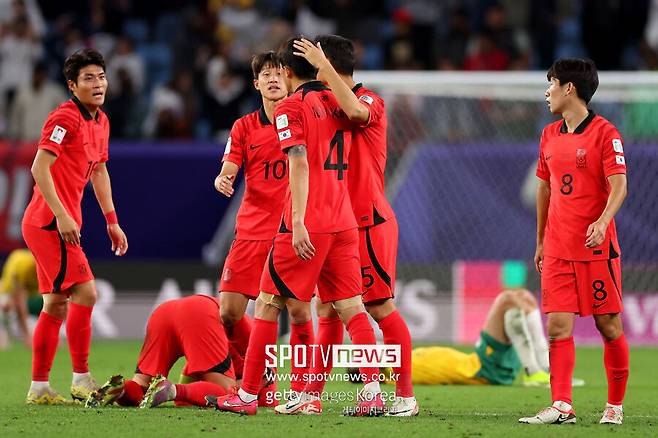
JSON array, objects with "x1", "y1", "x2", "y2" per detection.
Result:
[
  {"x1": 536, "y1": 111, "x2": 626, "y2": 261},
  {"x1": 274, "y1": 81, "x2": 357, "y2": 233},
  {"x1": 223, "y1": 107, "x2": 288, "y2": 240},
  {"x1": 23, "y1": 97, "x2": 110, "y2": 229}
]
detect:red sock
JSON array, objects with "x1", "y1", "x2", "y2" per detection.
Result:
[
  {"x1": 241, "y1": 318, "x2": 277, "y2": 395},
  {"x1": 346, "y1": 312, "x2": 379, "y2": 385},
  {"x1": 305, "y1": 316, "x2": 343, "y2": 395},
  {"x1": 116, "y1": 379, "x2": 146, "y2": 406},
  {"x1": 175, "y1": 381, "x2": 227, "y2": 407},
  {"x1": 66, "y1": 302, "x2": 93, "y2": 373},
  {"x1": 549, "y1": 337, "x2": 575, "y2": 405},
  {"x1": 378, "y1": 310, "x2": 414, "y2": 397},
  {"x1": 604, "y1": 333, "x2": 629, "y2": 405},
  {"x1": 289, "y1": 320, "x2": 315, "y2": 392},
  {"x1": 227, "y1": 315, "x2": 252, "y2": 356},
  {"x1": 32, "y1": 311, "x2": 63, "y2": 381}
]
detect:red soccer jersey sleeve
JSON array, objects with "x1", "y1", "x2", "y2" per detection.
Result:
[
  {"x1": 536, "y1": 127, "x2": 550, "y2": 181},
  {"x1": 38, "y1": 108, "x2": 79, "y2": 157},
  {"x1": 274, "y1": 100, "x2": 306, "y2": 152},
  {"x1": 223, "y1": 119, "x2": 246, "y2": 166},
  {"x1": 358, "y1": 89, "x2": 384, "y2": 128},
  {"x1": 600, "y1": 127, "x2": 627, "y2": 177}
]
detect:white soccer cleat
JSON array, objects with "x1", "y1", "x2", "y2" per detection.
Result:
[
  {"x1": 385, "y1": 396, "x2": 419, "y2": 417},
  {"x1": 274, "y1": 391, "x2": 322, "y2": 415},
  {"x1": 600, "y1": 405, "x2": 623, "y2": 425},
  {"x1": 519, "y1": 402, "x2": 576, "y2": 424}
]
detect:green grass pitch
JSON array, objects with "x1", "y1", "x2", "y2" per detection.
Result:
[{"x1": 1, "y1": 341, "x2": 656, "y2": 437}]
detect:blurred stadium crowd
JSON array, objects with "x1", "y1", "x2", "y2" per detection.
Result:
[{"x1": 1, "y1": 0, "x2": 657, "y2": 142}]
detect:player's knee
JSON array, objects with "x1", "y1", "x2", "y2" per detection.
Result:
[
  {"x1": 43, "y1": 300, "x2": 68, "y2": 320},
  {"x1": 547, "y1": 321, "x2": 571, "y2": 339},
  {"x1": 595, "y1": 315, "x2": 622, "y2": 341},
  {"x1": 316, "y1": 301, "x2": 337, "y2": 318},
  {"x1": 220, "y1": 307, "x2": 243, "y2": 327},
  {"x1": 365, "y1": 298, "x2": 395, "y2": 322},
  {"x1": 332, "y1": 296, "x2": 365, "y2": 321},
  {"x1": 288, "y1": 301, "x2": 312, "y2": 324},
  {"x1": 503, "y1": 308, "x2": 525, "y2": 334},
  {"x1": 70, "y1": 283, "x2": 97, "y2": 306}
]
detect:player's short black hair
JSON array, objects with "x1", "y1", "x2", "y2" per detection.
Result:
[
  {"x1": 546, "y1": 58, "x2": 599, "y2": 104},
  {"x1": 279, "y1": 37, "x2": 317, "y2": 81},
  {"x1": 314, "y1": 34, "x2": 355, "y2": 76},
  {"x1": 251, "y1": 51, "x2": 280, "y2": 79},
  {"x1": 63, "y1": 49, "x2": 106, "y2": 83}
]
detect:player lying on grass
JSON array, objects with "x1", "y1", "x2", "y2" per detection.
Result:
[
  {"x1": 85, "y1": 295, "x2": 273, "y2": 408},
  {"x1": 0, "y1": 249, "x2": 41, "y2": 350},
  {"x1": 349, "y1": 289, "x2": 581, "y2": 387}
]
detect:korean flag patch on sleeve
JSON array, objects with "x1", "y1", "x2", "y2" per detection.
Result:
[
  {"x1": 50, "y1": 125, "x2": 67, "y2": 144},
  {"x1": 615, "y1": 155, "x2": 626, "y2": 165},
  {"x1": 359, "y1": 95, "x2": 374, "y2": 105}
]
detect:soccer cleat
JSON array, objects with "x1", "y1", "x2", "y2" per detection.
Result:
[
  {"x1": 26, "y1": 388, "x2": 77, "y2": 405},
  {"x1": 140, "y1": 375, "x2": 175, "y2": 408},
  {"x1": 344, "y1": 391, "x2": 385, "y2": 417},
  {"x1": 600, "y1": 405, "x2": 623, "y2": 425},
  {"x1": 519, "y1": 402, "x2": 576, "y2": 424},
  {"x1": 206, "y1": 388, "x2": 258, "y2": 415},
  {"x1": 258, "y1": 367, "x2": 277, "y2": 407},
  {"x1": 85, "y1": 374, "x2": 125, "y2": 408},
  {"x1": 385, "y1": 396, "x2": 419, "y2": 417},
  {"x1": 522, "y1": 370, "x2": 551, "y2": 387},
  {"x1": 274, "y1": 391, "x2": 322, "y2": 415},
  {"x1": 70, "y1": 376, "x2": 100, "y2": 401}
]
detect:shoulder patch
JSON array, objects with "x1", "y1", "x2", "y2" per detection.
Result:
[
  {"x1": 612, "y1": 138, "x2": 623, "y2": 153},
  {"x1": 224, "y1": 136, "x2": 232, "y2": 155},
  {"x1": 278, "y1": 129, "x2": 291, "y2": 141},
  {"x1": 50, "y1": 125, "x2": 67, "y2": 144},
  {"x1": 615, "y1": 155, "x2": 625, "y2": 165},
  {"x1": 359, "y1": 95, "x2": 374, "y2": 105},
  {"x1": 276, "y1": 114, "x2": 289, "y2": 129}
]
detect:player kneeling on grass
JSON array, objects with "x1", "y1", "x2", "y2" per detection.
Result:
[{"x1": 85, "y1": 295, "x2": 273, "y2": 409}]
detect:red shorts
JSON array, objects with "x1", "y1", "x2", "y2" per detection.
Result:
[
  {"x1": 360, "y1": 218, "x2": 398, "y2": 303},
  {"x1": 260, "y1": 229, "x2": 361, "y2": 303},
  {"x1": 136, "y1": 295, "x2": 235, "y2": 378},
  {"x1": 541, "y1": 255, "x2": 623, "y2": 316},
  {"x1": 22, "y1": 222, "x2": 94, "y2": 294},
  {"x1": 219, "y1": 239, "x2": 272, "y2": 299}
]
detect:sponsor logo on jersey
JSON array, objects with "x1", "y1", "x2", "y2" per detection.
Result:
[
  {"x1": 276, "y1": 114, "x2": 288, "y2": 129},
  {"x1": 50, "y1": 125, "x2": 67, "y2": 144},
  {"x1": 612, "y1": 138, "x2": 623, "y2": 153},
  {"x1": 576, "y1": 148, "x2": 587, "y2": 168},
  {"x1": 278, "y1": 129, "x2": 291, "y2": 141}
]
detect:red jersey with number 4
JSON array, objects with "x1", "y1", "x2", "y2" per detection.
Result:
[
  {"x1": 223, "y1": 107, "x2": 288, "y2": 240},
  {"x1": 274, "y1": 81, "x2": 356, "y2": 233},
  {"x1": 536, "y1": 111, "x2": 626, "y2": 261},
  {"x1": 349, "y1": 84, "x2": 395, "y2": 227},
  {"x1": 23, "y1": 96, "x2": 110, "y2": 229}
]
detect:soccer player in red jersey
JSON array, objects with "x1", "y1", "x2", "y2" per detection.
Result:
[
  {"x1": 519, "y1": 59, "x2": 628, "y2": 425},
  {"x1": 283, "y1": 35, "x2": 418, "y2": 417},
  {"x1": 213, "y1": 51, "x2": 314, "y2": 389},
  {"x1": 85, "y1": 295, "x2": 272, "y2": 409},
  {"x1": 21, "y1": 49, "x2": 128, "y2": 405},
  {"x1": 209, "y1": 38, "x2": 382, "y2": 416}
]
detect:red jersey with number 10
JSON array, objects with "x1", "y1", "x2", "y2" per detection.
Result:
[
  {"x1": 274, "y1": 81, "x2": 356, "y2": 233},
  {"x1": 223, "y1": 107, "x2": 288, "y2": 240},
  {"x1": 536, "y1": 111, "x2": 626, "y2": 261},
  {"x1": 23, "y1": 96, "x2": 110, "y2": 229},
  {"x1": 349, "y1": 84, "x2": 395, "y2": 227}
]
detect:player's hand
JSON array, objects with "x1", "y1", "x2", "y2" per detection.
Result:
[
  {"x1": 534, "y1": 244, "x2": 544, "y2": 273},
  {"x1": 214, "y1": 174, "x2": 235, "y2": 197},
  {"x1": 292, "y1": 222, "x2": 315, "y2": 260},
  {"x1": 585, "y1": 220, "x2": 608, "y2": 248},
  {"x1": 107, "y1": 224, "x2": 128, "y2": 256},
  {"x1": 56, "y1": 213, "x2": 81, "y2": 246},
  {"x1": 293, "y1": 39, "x2": 331, "y2": 80}
]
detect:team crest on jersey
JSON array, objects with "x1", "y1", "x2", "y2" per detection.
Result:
[
  {"x1": 223, "y1": 268, "x2": 232, "y2": 282},
  {"x1": 50, "y1": 125, "x2": 67, "y2": 144},
  {"x1": 278, "y1": 129, "x2": 291, "y2": 141},
  {"x1": 576, "y1": 148, "x2": 587, "y2": 168},
  {"x1": 276, "y1": 114, "x2": 288, "y2": 129},
  {"x1": 359, "y1": 95, "x2": 374, "y2": 105},
  {"x1": 612, "y1": 138, "x2": 623, "y2": 153},
  {"x1": 224, "y1": 136, "x2": 232, "y2": 154}
]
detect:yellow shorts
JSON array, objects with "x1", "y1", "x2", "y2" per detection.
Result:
[{"x1": 412, "y1": 346, "x2": 487, "y2": 385}]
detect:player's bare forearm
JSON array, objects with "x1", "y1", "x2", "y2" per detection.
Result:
[
  {"x1": 598, "y1": 174, "x2": 627, "y2": 225},
  {"x1": 293, "y1": 38, "x2": 369, "y2": 123},
  {"x1": 215, "y1": 161, "x2": 239, "y2": 197},
  {"x1": 30, "y1": 149, "x2": 68, "y2": 218},
  {"x1": 535, "y1": 179, "x2": 551, "y2": 244},
  {"x1": 90, "y1": 163, "x2": 117, "y2": 214},
  {"x1": 288, "y1": 145, "x2": 309, "y2": 225}
]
